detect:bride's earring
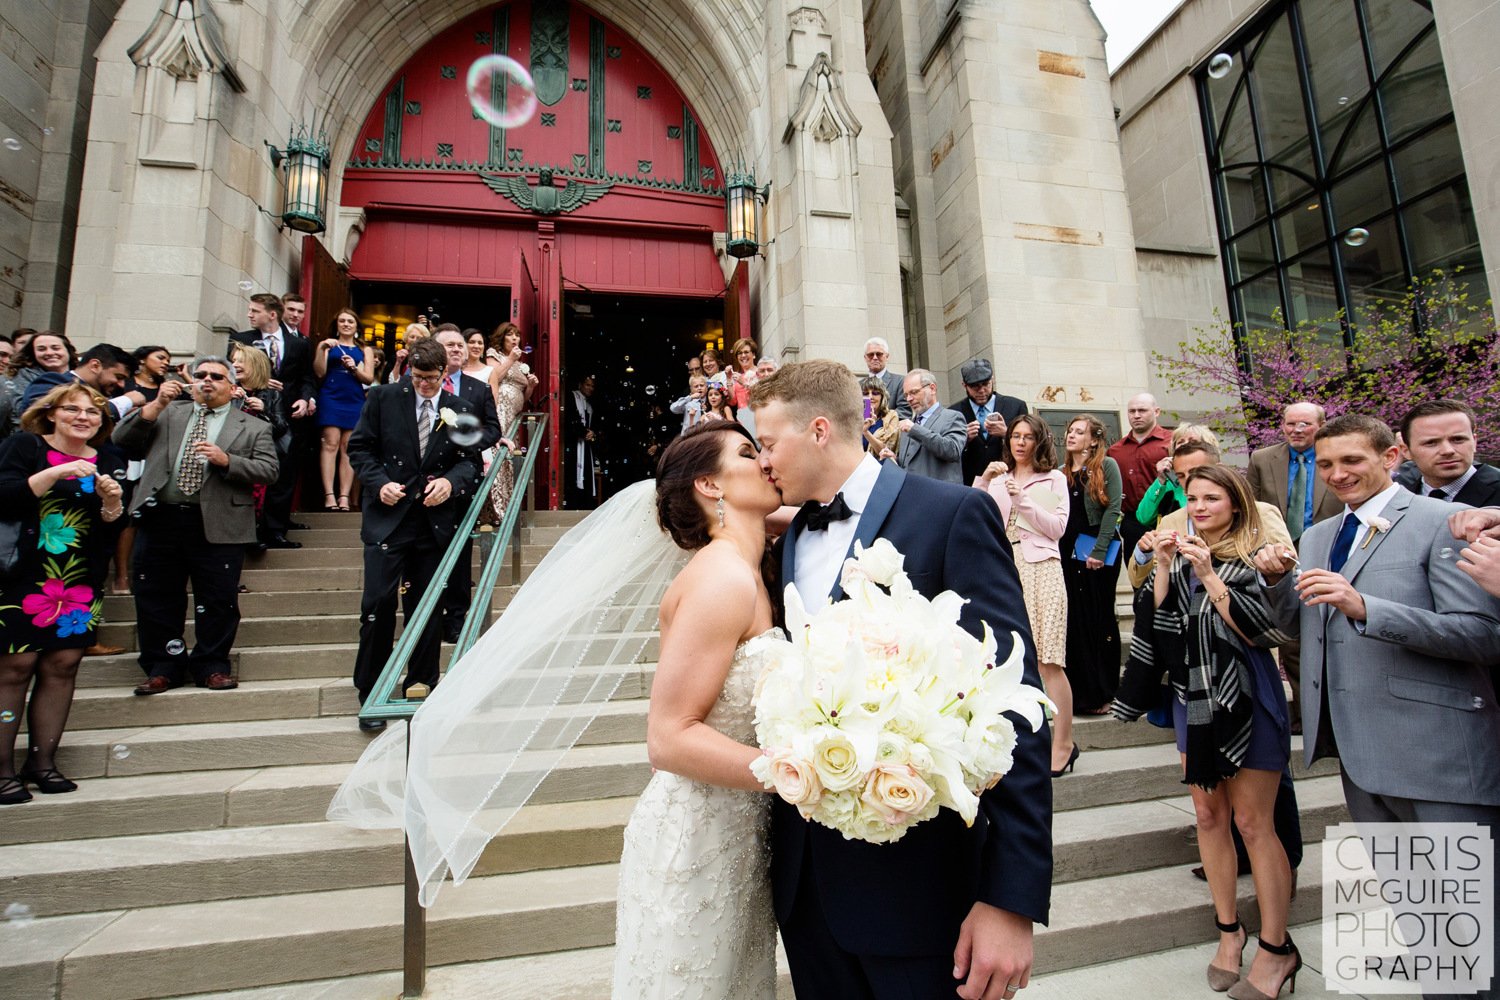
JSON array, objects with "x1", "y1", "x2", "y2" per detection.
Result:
[{"x1": 715, "y1": 496, "x2": 726, "y2": 528}]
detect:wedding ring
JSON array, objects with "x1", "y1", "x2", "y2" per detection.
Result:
[{"x1": 1004, "y1": 987, "x2": 1019, "y2": 995}]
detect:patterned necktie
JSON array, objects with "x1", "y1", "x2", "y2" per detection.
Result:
[
  {"x1": 418, "y1": 398, "x2": 434, "y2": 457},
  {"x1": 267, "y1": 335, "x2": 281, "y2": 373},
  {"x1": 915, "y1": 411, "x2": 926, "y2": 426},
  {"x1": 445, "y1": 373, "x2": 458, "y2": 396},
  {"x1": 1328, "y1": 511, "x2": 1360, "y2": 574},
  {"x1": 177, "y1": 406, "x2": 210, "y2": 495},
  {"x1": 977, "y1": 403, "x2": 990, "y2": 439},
  {"x1": 1287, "y1": 454, "x2": 1308, "y2": 542}
]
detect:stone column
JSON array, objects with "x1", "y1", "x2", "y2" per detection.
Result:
[
  {"x1": 914, "y1": 0, "x2": 1147, "y2": 410},
  {"x1": 758, "y1": 1, "x2": 904, "y2": 367},
  {"x1": 1432, "y1": 0, "x2": 1500, "y2": 299}
]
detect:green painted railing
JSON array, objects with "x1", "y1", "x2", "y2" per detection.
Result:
[{"x1": 356, "y1": 411, "x2": 548, "y2": 997}]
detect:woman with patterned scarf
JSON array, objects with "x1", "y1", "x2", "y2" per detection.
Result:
[{"x1": 1113, "y1": 464, "x2": 1301, "y2": 1000}]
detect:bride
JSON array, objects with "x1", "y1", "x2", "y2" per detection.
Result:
[
  {"x1": 329, "y1": 421, "x2": 784, "y2": 999},
  {"x1": 615, "y1": 420, "x2": 783, "y2": 997}
]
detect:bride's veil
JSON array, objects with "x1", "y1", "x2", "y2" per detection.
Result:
[{"x1": 327, "y1": 479, "x2": 686, "y2": 906}]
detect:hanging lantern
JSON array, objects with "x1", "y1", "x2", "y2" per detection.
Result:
[
  {"x1": 268, "y1": 126, "x2": 331, "y2": 234},
  {"x1": 725, "y1": 163, "x2": 767, "y2": 259}
]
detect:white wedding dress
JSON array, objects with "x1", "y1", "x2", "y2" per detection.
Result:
[{"x1": 611, "y1": 629, "x2": 783, "y2": 999}]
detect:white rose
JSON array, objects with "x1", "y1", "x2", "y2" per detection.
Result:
[
  {"x1": 760, "y1": 751, "x2": 823, "y2": 811},
  {"x1": 860, "y1": 763, "x2": 937, "y2": 825},
  {"x1": 438, "y1": 406, "x2": 458, "y2": 427},
  {"x1": 854, "y1": 538, "x2": 906, "y2": 587},
  {"x1": 810, "y1": 730, "x2": 865, "y2": 792}
]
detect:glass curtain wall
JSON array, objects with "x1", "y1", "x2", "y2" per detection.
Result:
[{"x1": 1198, "y1": 0, "x2": 1485, "y2": 344}]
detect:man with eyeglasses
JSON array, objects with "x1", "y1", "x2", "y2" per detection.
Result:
[
  {"x1": 861, "y1": 337, "x2": 911, "y2": 419},
  {"x1": 1248, "y1": 400, "x2": 1341, "y2": 733},
  {"x1": 114, "y1": 357, "x2": 279, "y2": 695},
  {"x1": 346, "y1": 338, "x2": 484, "y2": 730}
]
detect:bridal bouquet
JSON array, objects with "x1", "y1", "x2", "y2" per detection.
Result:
[{"x1": 750, "y1": 539, "x2": 1052, "y2": 844}]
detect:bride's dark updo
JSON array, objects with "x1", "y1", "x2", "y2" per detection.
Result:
[{"x1": 656, "y1": 422, "x2": 758, "y2": 550}]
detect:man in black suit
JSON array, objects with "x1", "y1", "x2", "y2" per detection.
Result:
[
  {"x1": 751, "y1": 360, "x2": 1050, "y2": 1000},
  {"x1": 431, "y1": 325, "x2": 502, "y2": 641},
  {"x1": 1395, "y1": 399, "x2": 1500, "y2": 507},
  {"x1": 230, "y1": 294, "x2": 317, "y2": 548},
  {"x1": 346, "y1": 339, "x2": 483, "y2": 731},
  {"x1": 950, "y1": 358, "x2": 1028, "y2": 484}
]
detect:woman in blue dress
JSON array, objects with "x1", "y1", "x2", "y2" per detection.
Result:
[{"x1": 314, "y1": 308, "x2": 373, "y2": 511}]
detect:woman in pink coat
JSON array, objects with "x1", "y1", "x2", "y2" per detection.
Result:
[{"x1": 973, "y1": 414, "x2": 1074, "y2": 776}]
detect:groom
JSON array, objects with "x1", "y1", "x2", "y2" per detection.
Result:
[{"x1": 751, "y1": 360, "x2": 1052, "y2": 1000}]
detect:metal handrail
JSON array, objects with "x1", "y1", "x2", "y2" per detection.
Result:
[{"x1": 352, "y1": 410, "x2": 550, "y2": 998}]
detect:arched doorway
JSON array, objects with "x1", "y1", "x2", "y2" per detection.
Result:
[{"x1": 334, "y1": 0, "x2": 739, "y2": 507}]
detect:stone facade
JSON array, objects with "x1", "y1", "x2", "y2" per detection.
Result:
[{"x1": 9, "y1": 0, "x2": 1152, "y2": 429}]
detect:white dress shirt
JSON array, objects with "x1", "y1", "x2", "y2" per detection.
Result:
[
  {"x1": 1343, "y1": 481, "x2": 1402, "y2": 553},
  {"x1": 1423, "y1": 464, "x2": 1477, "y2": 500},
  {"x1": 791, "y1": 453, "x2": 883, "y2": 608}
]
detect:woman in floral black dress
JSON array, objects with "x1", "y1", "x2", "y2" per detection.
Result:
[{"x1": 0, "y1": 384, "x2": 124, "y2": 804}]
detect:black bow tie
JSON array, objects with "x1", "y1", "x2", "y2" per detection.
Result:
[{"x1": 802, "y1": 493, "x2": 853, "y2": 531}]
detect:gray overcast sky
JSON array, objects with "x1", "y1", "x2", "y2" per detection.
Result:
[{"x1": 1091, "y1": 0, "x2": 1187, "y2": 69}]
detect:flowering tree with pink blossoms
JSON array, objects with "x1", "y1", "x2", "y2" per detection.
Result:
[{"x1": 1154, "y1": 271, "x2": 1500, "y2": 456}]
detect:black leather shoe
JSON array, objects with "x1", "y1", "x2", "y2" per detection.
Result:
[
  {"x1": 288, "y1": 521, "x2": 310, "y2": 531},
  {"x1": 265, "y1": 535, "x2": 303, "y2": 549},
  {"x1": 358, "y1": 718, "x2": 387, "y2": 732},
  {"x1": 442, "y1": 618, "x2": 463, "y2": 644}
]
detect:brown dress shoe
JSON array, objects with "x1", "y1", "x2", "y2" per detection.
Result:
[
  {"x1": 134, "y1": 676, "x2": 178, "y2": 696},
  {"x1": 203, "y1": 673, "x2": 239, "y2": 691},
  {"x1": 84, "y1": 643, "x2": 126, "y2": 657}
]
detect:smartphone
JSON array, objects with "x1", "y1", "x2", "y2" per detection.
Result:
[{"x1": 863, "y1": 398, "x2": 874, "y2": 420}]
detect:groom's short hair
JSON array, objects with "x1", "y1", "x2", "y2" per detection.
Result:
[{"x1": 749, "y1": 359, "x2": 863, "y2": 443}]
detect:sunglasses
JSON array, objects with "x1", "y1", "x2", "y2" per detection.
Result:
[{"x1": 193, "y1": 371, "x2": 230, "y2": 382}]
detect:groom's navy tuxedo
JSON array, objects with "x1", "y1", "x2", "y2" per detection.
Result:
[{"x1": 772, "y1": 461, "x2": 1053, "y2": 989}]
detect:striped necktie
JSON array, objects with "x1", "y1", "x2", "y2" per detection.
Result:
[{"x1": 418, "y1": 398, "x2": 434, "y2": 457}]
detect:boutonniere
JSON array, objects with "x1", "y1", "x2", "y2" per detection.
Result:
[
  {"x1": 437, "y1": 406, "x2": 459, "y2": 429},
  {"x1": 1360, "y1": 515, "x2": 1393, "y2": 550}
]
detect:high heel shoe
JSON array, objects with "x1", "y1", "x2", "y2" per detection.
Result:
[
  {"x1": 1227, "y1": 933, "x2": 1302, "y2": 999},
  {"x1": 323, "y1": 492, "x2": 339, "y2": 511},
  {"x1": 338, "y1": 494, "x2": 351, "y2": 512},
  {"x1": 1050, "y1": 744, "x2": 1080, "y2": 777},
  {"x1": 1207, "y1": 916, "x2": 1246, "y2": 991}
]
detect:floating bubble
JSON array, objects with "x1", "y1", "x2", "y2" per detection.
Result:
[
  {"x1": 1207, "y1": 53, "x2": 1235, "y2": 80},
  {"x1": 195, "y1": 605, "x2": 205, "y2": 614},
  {"x1": 110, "y1": 469, "x2": 126, "y2": 479},
  {"x1": 0, "y1": 710, "x2": 14, "y2": 724},
  {"x1": 2, "y1": 137, "x2": 21, "y2": 151},
  {"x1": 3, "y1": 902, "x2": 34, "y2": 927},
  {"x1": 237, "y1": 280, "x2": 255, "y2": 293},
  {"x1": 367, "y1": 614, "x2": 378, "y2": 623},
  {"x1": 111, "y1": 744, "x2": 130, "y2": 761},
  {"x1": 42, "y1": 127, "x2": 53, "y2": 136},
  {"x1": 144, "y1": 497, "x2": 158, "y2": 508},
  {"x1": 448, "y1": 412, "x2": 484, "y2": 447},
  {"x1": 1337, "y1": 96, "x2": 1350, "y2": 106},
  {"x1": 1343, "y1": 227, "x2": 1370, "y2": 248},
  {"x1": 165, "y1": 638, "x2": 186, "y2": 656},
  {"x1": 1440, "y1": 547, "x2": 1455, "y2": 560},
  {"x1": 644, "y1": 385, "x2": 657, "y2": 396},
  {"x1": 522, "y1": 345, "x2": 533, "y2": 355},
  {"x1": 465, "y1": 55, "x2": 538, "y2": 130},
  {"x1": 398, "y1": 582, "x2": 410, "y2": 596}
]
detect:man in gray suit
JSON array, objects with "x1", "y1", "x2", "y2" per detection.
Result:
[
  {"x1": 1255, "y1": 413, "x2": 1500, "y2": 825},
  {"x1": 115, "y1": 357, "x2": 279, "y2": 694},
  {"x1": 895, "y1": 369, "x2": 966, "y2": 483}
]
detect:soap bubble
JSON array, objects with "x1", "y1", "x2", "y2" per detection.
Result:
[
  {"x1": 195, "y1": 605, "x2": 205, "y2": 614},
  {"x1": 3, "y1": 902, "x2": 34, "y2": 926},
  {"x1": 1207, "y1": 53, "x2": 1235, "y2": 80},
  {"x1": 111, "y1": 744, "x2": 131, "y2": 760},
  {"x1": 1439, "y1": 547, "x2": 1454, "y2": 560},
  {"x1": 644, "y1": 385, "x2": 656, "y2": 396},
  {"x1": 42, "y1": 127, "x2": 53, "y2": 136},
  {"x1": 466, "y1": 56, "x2": 538, "y2": 129},
  {"x1": 448, "y1": 412, "x2": 484, "y2": 447},
  {"x1": 522, "y1": 345, "x2": 533, "y2": 354},
  {"x1": 2, "y1": 137, "x2": 21, "y2": 151},
  {"x1": 1343, "y1": 227, "x2": 1370, "y2": 248},
  {"x1": 1337, "y1": 96, "x2": 1350, "y2": 106},
  {"x1": 0, "y1": 710, "x2": 14, "y2": 724},
  {"x1": 237, "y1": 280, "x2": 255, "y2": 292},
  {"x1": 165, "y1": 638, "x2": 186, "y2": 656}
]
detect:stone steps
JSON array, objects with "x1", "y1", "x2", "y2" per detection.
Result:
[
  {"x1": 0, "y1": 840, "x2": 1338, "y2": 1000},
  {"x1": 0, "y1": 777, "x2": 1349, "y2": 922}
]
